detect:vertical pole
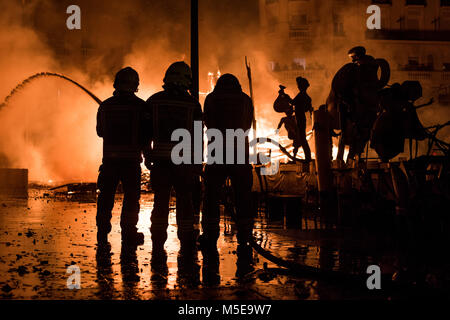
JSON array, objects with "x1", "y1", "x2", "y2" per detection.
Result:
[
  {"x1": 245, "y1": 57, "x2": 256, "y2": 132},
  {"x1": 191, "y1": 0, "x2": 199, "y2": 101},
  {"x1": 314, "y1": 108, "x2": 333, "y2": 193},
  {"x1": 245, "y1": 56, "x2": 257, "y2": 160},
  {"x1": 313, "y1": 108, "x2": 335, "y2": 226}
]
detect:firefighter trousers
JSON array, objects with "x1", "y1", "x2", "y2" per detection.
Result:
[
  {"x1": 96, "y1": 161, "x2": 141, "y2": 235},
  {"x1": 150, "y1": 163, "x2": 195, "y2": 248},
  {"x1": 202, "y1": 164, "x2": 254, "y2": 245}
]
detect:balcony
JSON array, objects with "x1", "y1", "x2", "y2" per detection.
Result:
[
  {"x1": 289, "y1": 29, "x2": 313, "y2": 41},
  {"x1": 372, "y1": 0, "x2": 392, "y2": 4},
  {"x1": 271, "y1": 68, "x2": 327, "y2": 84},
  {"x1": 406, "y1": 0, "x2": 426, "y2": 5},
  {"x1": 398, "y1": 63, "x2": 434, "y2": 71},
  {"x1": 366, "y1": 29, "x2": 450, "y2": 41},
  {"x1": 438, "y1": 86, "x2": 450, "y2": 105},
  {"x1": 406, "y1": 71, "x2": 432, "y2": 80},
  {"x1": 390, "y1": 70, "x2": 450, "y2": 83}
]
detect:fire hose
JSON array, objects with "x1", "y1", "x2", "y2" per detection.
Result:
[
  {"x1": 0, "y1": 72, "x2": 102, "y2": 111},
  {"x1": 221, "y1": 171, "x2": 367, "y2": 286},
  {"x1": 220, "y1": 137, "x2": 367, "y2": 285}
]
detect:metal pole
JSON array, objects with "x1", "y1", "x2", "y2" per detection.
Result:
[
  {"x1": 313, "y1": 108, "x2": 335, "y2": 226},
  {"x1": 245, "y1": 56, "x2": 256, "y2": 132},
  {"x1": 191, "y1": 0, "x2": 199, "y2": 101}
]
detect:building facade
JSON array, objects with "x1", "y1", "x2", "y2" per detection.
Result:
[{"x1": 259, "y1": 0, "x2": 450, "y2": 107}]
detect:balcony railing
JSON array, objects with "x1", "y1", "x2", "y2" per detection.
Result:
[
  {"x1": 289, "y1": 29, "x2": 313, "y2": 40},
  {"x1": 391, "y1": 70, "x2": 450, "y2": 83},
  {"x1": 372, "y1": 0, "x2": 392, "y2": 4},
  {"x1": 366, "y1": 29, "x2": 450, "y2": 41},
  {"x1": 407, "y1": 71, "x2": 432, "y2": 80},
  {"x1": 405, "y1": 0, "x2": 426, "y2": 5},
  {"x1": 271, "y1": 69, "x2": 327, "y2": 83},
  {"x1": 270, "y1": 69, "x2": 449, "y2": 86}
]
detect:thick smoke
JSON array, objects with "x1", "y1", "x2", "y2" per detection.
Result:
[
  {"x1": 0, "y1": 0, "x2": 286, "y2": 182},
  {"x1": 0, "y1": 0, "x2": 447, "y2": 182}
]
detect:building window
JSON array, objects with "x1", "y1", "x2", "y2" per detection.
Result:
[
  {"x1": 408, "y1": 57, "x2": 419, "y2": 66},
  {"x1": 400, "y1": 57, "x2": 434, "y2": 71},
  {"x1": 406, "y1": 8, "x2": 421, "y2": 30},
  {"x1": 441, "y1": 8, "x2": 450, "y2": 29},
  {"x1": 427, "y1": 55, "x2": 434, "y2": 69},
  {"x1": 441, "y1": 0, "x2": 450, "y2": 6},
  {"x1": 333, "y1": 14, "x2": 345, "y2": 36},
  {"x1": 381, "y1": 9, "x2": 391, "y2": 28},
  {"x1": 334, "y1": 22, "x2": 345, "y2": 36},
  {"x1": 267, "y1": 18, "x2": 277, "y2": 32},
  {"x1": 267, "y1": 61, "x2": 276, "y2": 72},
  {"x1": 443, "y1": 63, "x2": 450, "y2": 71},
  {"x1": 266, "y1": 5, "x2": 278, "y2": 33},
  {"x1": 292, "y1": 58, "x2": 306, "y2": 70},
  {"x1": 289, "y1": 14, "x2": 308, "y2": 28}
]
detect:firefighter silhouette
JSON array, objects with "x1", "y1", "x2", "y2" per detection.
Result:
[
  {"x1": 144, "y1": 61, "x2": 203, "y2": 255},
  {"x1": 200, "y1": 73, "x2": 254, "y2": 253},
  {"x1": 96, "y1": 67, "x2": 149, "y2": 245}
]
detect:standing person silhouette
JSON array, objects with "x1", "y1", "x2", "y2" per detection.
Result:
[
  {"x1": 199, "y1": 74, "x2": 254, "y2": 256},
  {"x1": 96, "y1": 67, "x2": 149, "y2": 245},
  {"x1": 144, "y1": 61, "x2": 203, "y2": 256}
]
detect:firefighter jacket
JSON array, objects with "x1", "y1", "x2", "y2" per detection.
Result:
[
  {"x1": 204, "y1": 86, "x2": 254, "y2": 164},
  {"x1": 145, "y1": 88, "x2": 202, "y2": 163},
  {"x1": 96, "y1": 90, "x2": 148, "y2": 163}
]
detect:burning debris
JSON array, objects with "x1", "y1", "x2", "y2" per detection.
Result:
[{"x1": 49, "y1": 183, "x2": 97, "y2": 202}]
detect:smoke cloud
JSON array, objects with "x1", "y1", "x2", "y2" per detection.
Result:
[{"x1": 0, "y1": 0, "x2": 447, "y2": 182}]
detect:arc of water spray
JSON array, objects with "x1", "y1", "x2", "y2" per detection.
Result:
[{"x1": 0, "y1": 72, "x2": 102, "y2": 111}]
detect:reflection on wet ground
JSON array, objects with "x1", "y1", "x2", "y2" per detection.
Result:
[{"x1": 0, "y1": 189, "x2": 448, "y2": 300}]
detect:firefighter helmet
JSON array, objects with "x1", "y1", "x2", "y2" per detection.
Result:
[
  {"x1": 163, "y1": 61, "x2": 192, "y2": 90},
  {"x1": 113, "y1": 67, "x2": 139, "y2": 92},
  {"x1": 214, "y1": 73, "x2": 242, "y2": 92}
]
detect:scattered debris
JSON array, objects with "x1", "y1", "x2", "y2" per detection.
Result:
[
  {"x1": 17, "y1": 266, "x2": 29, "y2": 276},
  {"x1": 25, "y1": 230, "x2": 35, "y2": 238},
  {"x1": 1, "y1": 284, "x2": 13, "y2": 293}
]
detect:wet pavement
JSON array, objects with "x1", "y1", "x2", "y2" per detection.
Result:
[{"x1": 0, "y1": 189, "x2": 448, "y2": 300}]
